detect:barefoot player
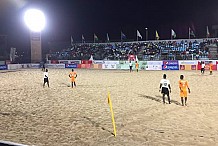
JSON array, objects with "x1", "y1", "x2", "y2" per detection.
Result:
[
  {"x1": 69, "y1": 69, "x2": 77, "y2": 88},
  {"x1": 135, "y1": 61, "x2": 139, "y2": 72},
  {"x1": 209, "y1": 61, "x2": 213, "y2": 75},
  {"x1": 159, "y1": 74, "x2": 171, "y2": 104},
  {"x1": 43, "y1": 69, "x2": 49, "y2": 88},
  {"x1": 179, "y1": 75, "x2": 190, "y2": 106}
]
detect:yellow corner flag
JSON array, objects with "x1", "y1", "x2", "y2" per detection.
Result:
[{"x1": 108, "y1": 91, "x2": 117, "y2": 137}]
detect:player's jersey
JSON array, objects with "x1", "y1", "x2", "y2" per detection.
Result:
[
  {"x1": 201, "y1": 63, "x2": 205, "y2": 68},
  {"x1": 44, "y1": 72, "x2": 48, "y2": 78},
  {"x1": 135, "y1": 63, "x2": 139, "y2": 69},
  {"x1": 69, "y1": 71, "x2": 77, "y2": 81},
  {"x1": 179, "y1": 80, "x2": 189, "y2": 91},
  {"x1": 160, "y1": 79, "x2": 170, "y2": 89},
  {"x1": 129, "y1": 62, "x2": 133, "y2": 67},
  {"x1": 209, "y1": 63, "x2": 213, "y2": 71}
]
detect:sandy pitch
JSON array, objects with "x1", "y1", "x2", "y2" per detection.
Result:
[{"x1": 1, "y1": 69, "x2": 218, "y2": 146}]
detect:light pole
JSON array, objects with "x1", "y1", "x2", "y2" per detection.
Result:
[
  {"x1": 145, "y1": 28, "x2": 148, "y2": 41},
  {"x1": 24, "y1": 9, "x2": 46, "y2": 63}
]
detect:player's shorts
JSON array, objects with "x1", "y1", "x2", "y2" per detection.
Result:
[
  {"x1": 180, "y1": 90, "x2": 187, "y2": 97},
  {"x1": 201, "y1": 68, "x2": 205, "y2": 72},
  {"x1": 161, "y1": 87, "x2": 169, "y2": 95},
  {"x1": 71, "y1": 78, "x2": 76, "y2": 82},
  {"x1": 44, "y1": 78, "x2": 49, "y2": 83}
]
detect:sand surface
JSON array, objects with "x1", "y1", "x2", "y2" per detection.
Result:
[{"x1": 1, "y1": 69, "x2": 218, "y2": 146}]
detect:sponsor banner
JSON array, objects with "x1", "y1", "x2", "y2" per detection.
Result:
[
  {"x1": 70, "y1": 60, "x2": 81, "y2": 64},
  {"x1": 146, "y1": 65, "x2": 162, "y2": 70},
  {"x1": 58, "y1": 60, "x2": 81, "y2": 64},
  {"x1": 163, "y1": 60, "x2": 179, "y2": 66},
  {"x1": 116, "y1": 64, "x2": 121, "y2": 69},
  {"x1": 81, "y1": 60, "x2": 92, "y2": 64},
  {"x1": 180, "y1": 65, "x2": 185, "y2": 70},
  {"x1": 180, "y1": 65, "x2": 196, "y2": 71},
  {"x1": 30, "y1": 64, "x2": 40, "y2": 68},
  {"x1": 119, "y1": 61, "x2": 146, "y2": 70},
  {"x1": 7, "y1": 64, "x2": 22, "y2": 70},
  {"x1": 46, "y1": 64, "x2": 65, "y2": 69},
  {"x1": 120, "y1": 64, "x2": 129, "y2": 70},
  {"x1": 81, "y1": 64, "x2": 86, "y2": 68},
  {"x1": 92, "y1": 64, "x2": 102, "y2": 69},
  {"x1": 102, "y1": 64, "x2": 117, "y2": 69},
  {"x1": 0, "y1": 65, "x2": 7, "y2": 70},
  {"x1": 59, "y1": 61, "x2": 69, "y2": 64},
  {"x1": 104, "y1": 61, "x2": 119, "y2": 64},
  {"x1": 93, "y1": 60, "x2": 105, "y2": 64},
  {"x1": 139, "y1": 61, "x2": 147, "y2": 66},
  {"x1": 191, "y1": 65, "x2": 197, "y2": 70},
  {"x1": 51, "y1": 60, "x2": 58, "y2": 64},
  {"x1": 85, "y1": 64, "x2": 91, "y2": 69},
  {"x1": 147, "y1": 61, "x2": 163, "y2": 66},
  {"x1": 65, "y1": 64, "x2": 78, "y2": 68},
  {"x1": 179, "y1": 60, "x2": 198, "y2": 65},
  {"x1": 0, "y1": 61, "x2": 5, "y2": 65},
  {"x1": 77, "y1": 64, "x2": 81, "y2": 68},
  {"x1": 162, "y1": 65, "x2": 179, "y2": 70}
]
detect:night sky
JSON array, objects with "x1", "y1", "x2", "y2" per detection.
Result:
[{"x1": 1, "y1": 0, "x2": 218, "y2": 51}]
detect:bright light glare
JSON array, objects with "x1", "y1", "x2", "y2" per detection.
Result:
[{"x1": 24, "y1": 9, "x2": 46, "y2": 32}]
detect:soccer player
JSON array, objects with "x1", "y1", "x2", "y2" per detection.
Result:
[
  {"x1": 201, "y1": 61, "x2": 205, "y2": 74},
  {"x1": 43, "y1": 69, "x2": 49, "y2": 88},
  {"x1": 129, "y1": 60, "x2": 133, "y2": 72},
  {"x1": 69, "y1": 69, "x2": 77, "y2": 88},
  {"x1": 179, "y1": 75, "x2": 190, "y2": 106},
  {"x1": 209, "y1": 61, "x2": 213, "y2": 75},
  {"x1": 159, "y1": 74, "x2": 171, "y2": 104},
  {"x1": 135, "y1": 61, "x2": 139, "y2": 72}
]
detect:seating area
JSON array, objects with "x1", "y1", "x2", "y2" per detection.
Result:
[{"x1": 48, "y1": 38, "x2": 218, "y2": 61}]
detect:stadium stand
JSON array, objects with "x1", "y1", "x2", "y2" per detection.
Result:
[{"x1": 47, "y1": 38, "x2": 218, "y2": 61}]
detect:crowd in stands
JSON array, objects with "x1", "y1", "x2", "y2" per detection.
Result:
[{"x1": 48, "y1": 39, "x2": 218, "y2": 61}]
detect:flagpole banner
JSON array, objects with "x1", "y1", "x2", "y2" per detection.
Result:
[
  {"x1": 156, "y1": 31, "x2": 159, "y2": 40},
  {"x1": 171, "y1": 29, "x2": 176, "y2": 39},
  {"x1": 137, "y1": 30, "x2": 142, "y2": 39}
]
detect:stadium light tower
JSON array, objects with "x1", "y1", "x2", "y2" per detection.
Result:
[{"x1": 24, "y1": 9, "x2": 46, "y2": 63}]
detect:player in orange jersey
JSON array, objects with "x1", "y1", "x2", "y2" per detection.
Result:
[
  {"x1": 209, "y1": 61, "x2": 213, "y2": 75},
  {"x1": 179, "y1": 75, "x2": 190, "y2": 106},
  {"x1": 69, "y1": 69, "x2": 77, "y2": 88},
  {"x1": 135, "y1": 61, "x2": 139, "y2": 72}
]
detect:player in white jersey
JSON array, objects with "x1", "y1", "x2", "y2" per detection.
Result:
[
  {"x1": 129, "y1": 61, "x2": 133, "y2": 72},
  {"x1": 201, "y1": 61, "x2": 205, "y2": 74},
  {"x1": 43, "y1": 69, "x2": 49, "y2": 88},
  {"x1": 159, "y1": 74, "x2": 171, "y2": 104}
]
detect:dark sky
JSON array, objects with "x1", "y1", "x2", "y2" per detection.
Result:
[{"x1": 1, "y1": 0, "x2": 218, "y2": 51}]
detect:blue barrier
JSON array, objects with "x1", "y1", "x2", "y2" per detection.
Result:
[
  {"x1": 0, "y1": 65, "x2": 7, "y2": 70},
  {"x1": 65, "y1": 64, "x2": 78, "y2": 68}
]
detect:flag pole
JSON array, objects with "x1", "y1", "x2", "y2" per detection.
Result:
[
  {"x1": 94, "y1": 34, "x2": 95, "y2": 44},
  {"x1": 188, "y1": 28, "x2": 190, "y2": 39},
  {"x1": 137, "y1": 30, "x2": 138, "y2": 42},
  {"x1": 171, "y1": 29, "x2": 172, "y2": 40}
]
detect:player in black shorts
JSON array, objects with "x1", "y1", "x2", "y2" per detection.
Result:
[
  {"x1": 159, "y1": 74, "x2": 171, "y2": 104},
  {"x1": 43, "y1": 69, "x2": 49, "y2": 88}
]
